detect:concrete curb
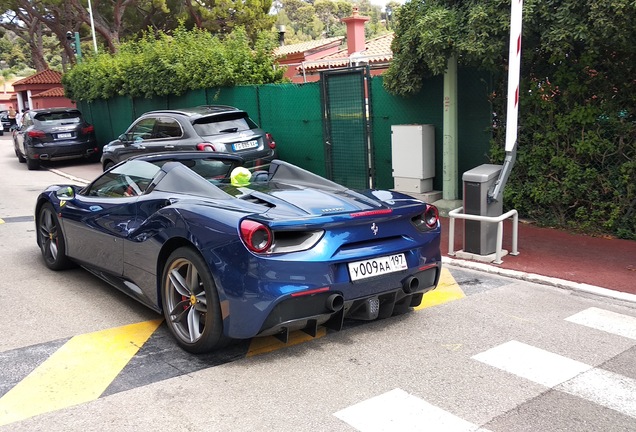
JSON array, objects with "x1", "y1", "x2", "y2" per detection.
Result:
[
  {"x1": 48, "y1": 169, "x2": 90, "y2": 185},
  {"x1": 442, "y1": 256, "x2": 636, "y2": 304}
]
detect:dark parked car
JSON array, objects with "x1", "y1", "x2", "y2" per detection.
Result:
[
  {"x1": 13, "y1": 108, "x2": 99, "y2": 170},
  {"x1": 100, "y1": 105, "x2": 277, "y2": 171},
  {"x1": 0, "y1": 111, "x2": 9, "y2": 133},
  {"x1": 35, "y1": 152, "x2": 441, "y2": 353}
]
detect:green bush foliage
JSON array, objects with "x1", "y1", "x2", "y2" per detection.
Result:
[
  {"x1": 492, "y1": 57, "x2": 635, "y2": 240},
  {"x1": 385, "y1": 0, "x2": 636, "y2": 239},
  {"x1": 62, "y1": 26, "x2": 285, "y2": 101}
]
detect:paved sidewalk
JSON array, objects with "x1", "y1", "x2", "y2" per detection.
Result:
[{"x1": 440, "y1": 217, "x2": 636, "y2": 297}]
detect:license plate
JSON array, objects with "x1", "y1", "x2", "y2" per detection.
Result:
[
  {"x1": 57, "y1": 133, "x2": 72, "y2": 139},
  {"x1": 233, "y1": 140, "x2": 258, "y2": 151},
  {"x1": 348, "y1": 253, "x2": 408, "y2": 281}
]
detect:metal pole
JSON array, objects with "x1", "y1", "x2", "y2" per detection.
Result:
[
  {"x1": 489, "y1": 0, "x2": 523, "y2": 202},
  {"x1": 442, "y1": 55, "x2": 458, "y2": 200},
  {"x1": 74, "y1": 32, "x2": 83, "y2": 61},
  {"x1": 88, "y1": 0, "x2": 98, "y2": 53}
]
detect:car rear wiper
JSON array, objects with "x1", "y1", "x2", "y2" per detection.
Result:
[{"x1": 219, "y1": 127, "x2": 238, "y2": 133}]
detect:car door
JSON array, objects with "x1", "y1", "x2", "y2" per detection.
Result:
[{"x1": 59, "y1": 171, "x2": 142, "y2": 276}]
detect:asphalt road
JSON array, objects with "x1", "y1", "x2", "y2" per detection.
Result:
[{"x1": 1, "y1": 135, "x2": 636, "y2": 432}]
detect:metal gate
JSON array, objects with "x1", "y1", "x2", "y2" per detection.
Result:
[{"x1": 320, "y1": 66, "x2": 373, "y2": 189}]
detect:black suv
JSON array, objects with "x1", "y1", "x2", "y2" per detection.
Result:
[
  {"x1": 101, "y1": 105, "x2": 277, "y2": 170},
  {"x1": 13, "y1": 108, "x2": 98, "y2": 170}
]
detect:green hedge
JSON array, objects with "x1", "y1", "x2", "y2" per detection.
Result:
[
  {"x1": 491, "y1": 68, "x2": 635, "y2": 240},
  {"x1": 62, "y1": 27, "x2": 285, "y2": 102}
]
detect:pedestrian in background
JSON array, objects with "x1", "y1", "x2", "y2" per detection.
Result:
[
  {"x1": 7, "y1": 106, "x2": 16, "y2": 129},
  {"x1": 15, "y1": 109, "x2": 24, "y2": 128}
]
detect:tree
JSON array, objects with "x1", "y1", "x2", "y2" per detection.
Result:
[
  {"x1": 0, "y1": 2, "x2": 54, "y2": 71},
  {"x1": 0, "y1": 0, "x2": 276, "y2": 72},
  {"x1": 184, "y1": 0, "x2": 275, "y2": 41},
  {"x1": 314, "y1": 0, "x2": 351, "y2": 36}
]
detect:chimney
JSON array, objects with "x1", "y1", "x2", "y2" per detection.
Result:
[
  {"x1": 277, "y1": 25, "x2": 286, "y2": 46},
  {"x1": 341, "y1": 6, "x2": 370, "y2": 55}
]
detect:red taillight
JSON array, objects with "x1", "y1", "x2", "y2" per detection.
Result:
[
  {"x1": 265, "y1": 133, "x2": 276, "y2": 149},
  {"x1": 291, "y1": 287, "x2": 330, "y2": 297},
  {"x1": 240, "y1": 219, "x2": 273, "y2": 253},
  {"x1": 424, "y1": 204, "x2": 439, "y2": 228},
  {"x1": 27, "y1": 130, "x2": 46, "y2": 139},
  {"x1": 81, "y1": 125, "x2": 94, "y2": 134},
  {"x1": 197, "y1": 143, "x2": 215, "y2": 151}
]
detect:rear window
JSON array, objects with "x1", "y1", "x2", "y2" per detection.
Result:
[
  {"x1": 34, "y1": 111, "x2": 82, "y2": 125},
  {"x1": 192, "y1": 113, "x2": 258, "y2": 136}
]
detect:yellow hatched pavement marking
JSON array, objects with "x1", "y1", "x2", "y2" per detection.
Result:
[
  {"x1": 0, "y1": 319, "x2": 163, "y2": 426},
  {"x1": 415, "y1": 267, "x2": 465, "y2": 310}
]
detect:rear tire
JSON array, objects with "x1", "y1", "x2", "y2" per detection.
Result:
[
  {"x1": 103, "y1": 160, "x2": 114, "y2": 171},
  {"x1": 15, "y1": 148, "x2": 25, "y2": 163},
  {"x1": 161, "y1": 247, "x2": 229, "y2": 353},
  {"x1": 26, "y1": 157, "x2": 40, "y2": 170}
]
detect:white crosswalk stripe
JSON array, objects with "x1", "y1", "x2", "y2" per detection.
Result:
[
  {"x1": 558, "y1": 368, "x2": 636, "y2": 418},
  {"x1": 334, "y1": 307, "x2": 636, "y2": 430},
  {"x1": 472, "y1": 340, "x2": 592, "y2": 387},
  {"x1": 565, "y1": 307, "x2": 636, "y2": 340},
  {"x1": 334, "y1": 388, "x2": 492, "y2": 432},
  {"x1": 472, "y1": 307, "x2": 636, "y2": 419}
]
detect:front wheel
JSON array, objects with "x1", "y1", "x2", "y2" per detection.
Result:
[
  {"x1": 161, "y1": 247, "x2": 227, "y2": 353},
  {"x1": 37, "y1": 202, "x2": 73, "y2": 270}
]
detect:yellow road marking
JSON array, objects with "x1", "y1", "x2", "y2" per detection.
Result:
[
  {"x1": 0, "y1": 319, "x2": 162, "y2": 426},
  {"x1": 0, "y1": 218, "x2": 4, "y2": 224},
  {"x1": 415, "y1": 267, "x2": 465, "y2": 310},
  {"x1": 0, "y1": 269, "x2": 464, "y2": 425},
  {"x1": 247, "y1": 328, "x2": 327, "y2": 357},
  {"x1": 442, "y1": 343, "x2": 463, "y2": 351}
]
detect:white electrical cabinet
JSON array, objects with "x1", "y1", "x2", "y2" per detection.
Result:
[{"x1": 391, "y1": 124, "x2": 435, "y2": 193}]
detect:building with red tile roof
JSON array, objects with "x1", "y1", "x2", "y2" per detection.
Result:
[
  {"x1": 30, "y1": 87, "x2": 74, "y2": 110},
  {"x1": 0, "y1": 77, "x2": 21, "y2": 111},
  {"x1": 11, "y1": 69, "x2": 75, "y2": 111},
  {"x1": 275, "y1": 36, "x2": 345, "y2": 81},
  {"x1": 275, "y1": 8, "x2": 394, "y2": 83}
]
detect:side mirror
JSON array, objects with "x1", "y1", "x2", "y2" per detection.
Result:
[{"x1": 56, "y1": 186, "x2": 75, "y2": 200}]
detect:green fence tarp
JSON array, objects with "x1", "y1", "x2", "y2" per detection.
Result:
[
  {"x1": 74, "y1": 71, "x2": 492, "y2": 192},
  {"x1": 259, "y1": 83, "x2": 324, "y2": 176}
]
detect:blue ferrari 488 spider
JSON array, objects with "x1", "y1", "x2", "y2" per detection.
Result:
[{"x1": 35, "y1": 153, "x2": 441, "y2": 353}]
